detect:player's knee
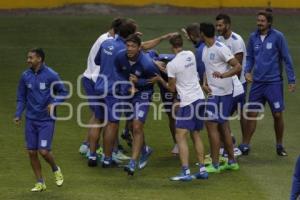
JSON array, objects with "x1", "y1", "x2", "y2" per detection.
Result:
[
  {"x1": 273, "y1": 112, "x2": 282, "y2": 119},
  {"x1": 28, "y1": 150, "x2": 38, "y2": 156},
  {"x1": 132, "y1": 123, "x2": 143, "y2": 134},
  {"x1": 39, "y1": 149, "x2": 49, "y2": 157}
]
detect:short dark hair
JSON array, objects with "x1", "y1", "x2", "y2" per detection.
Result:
[
  {"x1": 110, "y1": 17, "x2": 126, "y2": 34},
  {"x1": 216, "y1": 13, "x2": 231, "y2": 24},
  {"x1": 29, "y1": 48, "x2": 45, "y2": 62},
  {"x1": 257, "y1": 9, "x2": 273, "y2": 24},
  {"x1": 169, "y1": 34, "x2": 183, "y2": 48},
  {"x1": 185, "y1": 23, "x2": 200, "y2": 37},
  {"x1": 118, "y1": 18, "x2": 137, "y2": 39},
  {"x1": 199, "y1": 23, "x2": 215, "y2": 38},
  {"x1": 126, "y1": 34, "x2": 142, "y2": 46}
]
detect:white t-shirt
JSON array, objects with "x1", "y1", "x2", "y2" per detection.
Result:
[
  {"x1": 202, "y1": 41, "x2": 235, "y2": 96},
  {"x1": 167, "y1": 50, "x2": 205, "y2": 107},
  {"x1": 83, "y1": 32, "x2": 113, "y2": 82},
  {"x1": 217, "y1": 32, "x2": 246, "y2": 96}
]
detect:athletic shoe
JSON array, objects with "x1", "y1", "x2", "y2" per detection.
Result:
[
  {"x1": 171, "y1": 144, "x2": 179, "y2": 155},
  {"x1": 121, "y1": 129, "x2": 132, "y2": 147},
  {"x1": 138, "y1": 146, "x2": 153, "y2": 169},
  {"x1": 222, "y1": 147, "x2": 242, "y2": 157},
  {"x1": 124, "y1": 160, "x2": 136, "y2": 176},
  {"x1": 85, "y1": 149, "x2": 90, "y2": 158},
  {"x1": 79, "y1": 143, "x2": 89, "y2": 155},
  {"x1": 113, "y1": 150, "x2": 130, "y2": 161},
  {"x1": 238, "y1": 144, "x2": 250, "y2": 155},
  {"x1": 203, "y1": 155, "x2": 227, "y2": 166},
  {"x1": 276, "y1": 146, "x2": 288, "y2": 156},
  {"x1": 31, "y1": 182, "x2": 46, "y2": 192},
  {"x1": 102, "y1": 160, "x2": 119, "y2": 168},
  {"x1": 88, "y1": 155, "x2": 98, "y2": 167},
  {"x1": 219, "y1": 162, "x2": 240, "y2": 171},
  {"x1": 54, "y1": 167, "x2": 64, "y2": 186},
  {"x1": 191, "y1": 172, "x2": 209, "y2": 180},
  {"x1": 170, "y1": 172, "x2": 192, "y2": 181},
  {"x1": 205, "y1": 164, "x2": 221, "y2": 173},
  {"x1": 96, "y1": 146, "x2": 103, "y2": 155}
]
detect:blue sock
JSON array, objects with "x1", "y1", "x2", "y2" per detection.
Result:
[
  {"x1": 52, "y1": 165, "x2": 58, "y2": 172},
  {"x1": 276, "y1": 144, "x2": 284, "y2": 149},
  {"x1": 129, "y1": 159, "x2": 136, "y2": 168},
  {"x1": 83, "y1": 141, "x2": 89, "y2": 146},
  {"x1": 124, "y1": 128, "x2": 130, "y2": 136},
  {"x1": 182, "y1": 166, "x2": 190, "y2": 175},
  {"x1": 199, "y1": 164, "x2": 206, "y2": 173},
  {"x1": 142, "y1": 146, "x2": 148, "y2": 155},
  {"x1": 90, "y1": 152, "x2": 97, "y2": 157},
  {"x1": 104, "y1": 156, "x2": 112, "y2": 163},
  {"x1": 290, "y1": 156, "x2": 300, "y2": 199},
  {"x1": 228, "y1": 159, "x2": 236, "y2": 165},
  {"x1": 37, "y1": 178, "x2": 44, "y2": 183}
]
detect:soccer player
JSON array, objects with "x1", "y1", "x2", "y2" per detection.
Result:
[
  {"x1": 115, "y1": 34, "x2": 159, "y2": 175},
  {"x1": 200, "y1": 23, "x2": 241, "y2": 173},
  {"x1": 215, "y1": 13, "x2": 247, "y2": 157},
  {"x1": 14, "y1": 48, "x2": 68, "y2": 192},
  {"x1": 152, "y1": 34, "x2": 208, "y2": 181},
  {"x1": 241, "y1": 10, "x2": 296, "y2": 156},
  {"x1": 81, "y1": 18, "x2": 127, "y2": 166},
  {"x1": 94, "y1": 18, "x2": 137, "y2": 168},
  {"x1": 290, "y1": 156, "x2": 300, "y2": 200}
]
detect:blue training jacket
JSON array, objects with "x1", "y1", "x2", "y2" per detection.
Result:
[
  {"x1": 245, "y1": 28, "x2": 296, "y2": 84},
  {"x1": 15, "y1": 64, "x2": 68, "y2": 121},
  {"x1": 94, "y1": 36, "x2": 126, "y2": 95},
  {"x1": 115, "y1": 49, "x2": 160, "y2": 95},
  {"x1": 195, "y1": 41, "x2": 206, "y2": 84}
]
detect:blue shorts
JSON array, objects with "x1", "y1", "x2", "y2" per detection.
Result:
[
  {"x1": 94, "y1": 95, "x2": 122, "y2": 122},
  {"x1": 25, "y1": 119, "x2": 55, "y2": 150},
  {"x1": 123, "y1": 92, "x2": 153, "y2": 123},
  {"x1": 205, "y1": 94, "x2": 233, "y2": 124},
  {"x1": 175, "y1": 99, "x2": 205, "y2": 131},
  {"x1": 231, "y1": 83, "x2": 247, "y2": 115},
  {"x1": 248, "y1": 82, "x2": 284, "y2": 113},
  {"x1": 82, "y1": 76, "x2": 101, "y2": 114}
]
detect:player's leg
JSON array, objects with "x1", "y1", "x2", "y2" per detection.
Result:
[
  {"x1": 206, "y1": 121, "x2": 221, "y2": 173},
  {"x1": 37, "y1": 120, "x2": 63, "y2": 186},
  {"x1": 166, "y1": 111, "x2": 177, "y2": 154},
  {"x1": 88, "y1": 115, "x2": 103, "y2": 167},
  {"x1": 265, "y1": 83, "x2": 287, "y2": 156},
  {"x1": 25, "y1": 119, "x2": 46, "y2": 191}
]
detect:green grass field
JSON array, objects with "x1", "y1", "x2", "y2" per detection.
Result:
[{"x1": 0, "y1": 14, "x2": 300, "y2": 200}]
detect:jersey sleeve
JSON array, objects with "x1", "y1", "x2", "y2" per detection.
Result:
[
  {"x1": 231, "y1": 38, "x2": 245, "y2": 55},
  {"x1": 219, "y1": 45, "x2": 235, "y2": 63},
  {"x1": 166, "y1": 62, "x2": 176, "y2": 78}
]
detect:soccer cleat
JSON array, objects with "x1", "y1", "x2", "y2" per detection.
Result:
[
  {"x1": 96, "y1": 146, "x2": 103, "y2": 155},
  {"x1": 205, "y1": 164, "x2": 221, "y2": 173},
  {"x1": 138, "y1": 146, "x2": 153, "y2": 169},
  {"x1": 238, "y1": 144, "x2": 250, "y2": 155},
  {"x1": 219, "y1": 162, "x2": 240, "y2": 171},
  {"x1": 88, "y1": 156, "x2": 98, "y2": 167},
  {"x1": 79, "y1": 143, "x2": 89, "y2": 155},
  {"x1": 222, "y1": 147, "x2": 242, "y2": 158},
  {"x1": 121, "y1": 129, "x2": 133, "y2": 147},
  {"x1": 191, "y1": 172, "x2": 209, "y2": 180},
  {"x1": 170, "y1": 172, "x2": 192, "y2": 181},
  {"x1": 171, "y1": 144, "x2": 179, "y2": 155},
  {"x1": 276, "y1": 146, "x2": 288, "y2": 156},
  {"x1": 113, "y1": 150, "x2": 130, "y2": 161},
  {"x1": 102, "y1": 160, "x2": 119, "y2": 168},
  {"x1": 54, "y1": 167, "x2": 64, "y2": 186},
  {"x1": 124, "y1": 160, "x2": 136, "y2": 176},
  {"x1": 31, "y1": 182, "x2": 46, "y2": 192},
  {"x1": 203, "y1": 155, "x2": 227, "y2": 166}
]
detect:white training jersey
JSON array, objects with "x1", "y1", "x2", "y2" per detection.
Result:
[
  {"x1": 202, "y1": 41, "x2": 235, "y2": 96},
  {"x1": 167, "y1": 50, "x2": 205, "y2": 107},
  {"x1": 83, "y1": 32, "x2": 113, "y2": 82},
  {"x1": 217, "y1": 31, "x2": 247, "y2": 85}
]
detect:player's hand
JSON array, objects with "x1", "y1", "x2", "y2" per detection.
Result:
[
  {"x1": 154, "y1": 61, "x2": 167, "y2": 73},
  {"x1": 13, "y1": 117, "x2": 21, "y2": 126},
  {"x1": 288, "y1": 83, "x2": 296, "y2": 93},
  {"x1": 212, "y1": 71, "x2": 223, "y2": 79},
  {"x1": 245, "y1": 73, "x2": 253, "y2": 83},
  {"x1": 136, "y1": 32, "x2": 143, "y2": 37},
  {"x1": 129, "y1": 74, "x2": 138, "y2": 84},
  {"x1": 161, "y1": 32, "x2": 178, "y2": 40},
  {"x1": 202, "y1": 84, "x2": 212, "y2": 95},
  {"x1": 129, "y1": 86, "x2": 138, "y2": 96},
  {"x1": 148, "y1": 74, "x2": 162, "y2": 84},
  {"x1": 47, "y1": 104, "x2": 55, "y2": 115},
  {"x1": 181, "y1": 28, "x2": 190, "y2": 41}
]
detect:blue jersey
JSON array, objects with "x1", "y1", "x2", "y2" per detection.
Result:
[
  {"x1": 94, "y1": 36, "x2": 126, "y2": 95},
  {"x1": 245, "y1": 28, "x2": 296, "y2": 84},
  {"x1": 115, "y1": 50, "x2": 159, "y2": 95},
  {"x1": 195, "y1": 41, "x2": 206, "y2": 84},
  {"x1": 15, "y1": 64, "x2": 68, "y2": 121}
]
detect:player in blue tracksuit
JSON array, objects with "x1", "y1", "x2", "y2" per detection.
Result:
[
  {"x1": 14, "y1": 48, "x2": 68, "y2": 192},
  {"x1": 93, "y1": 19, "x2": 137, "y2": 167},
  {"x1": 240, "y1": 10, "x2": 296, "y2": 156},
  {"x1": 290, "y1": 156, "x2": 300, "y2": 200},
  {"x1": 115, "y1": 34, "x2": 159, "y2": 175}
]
